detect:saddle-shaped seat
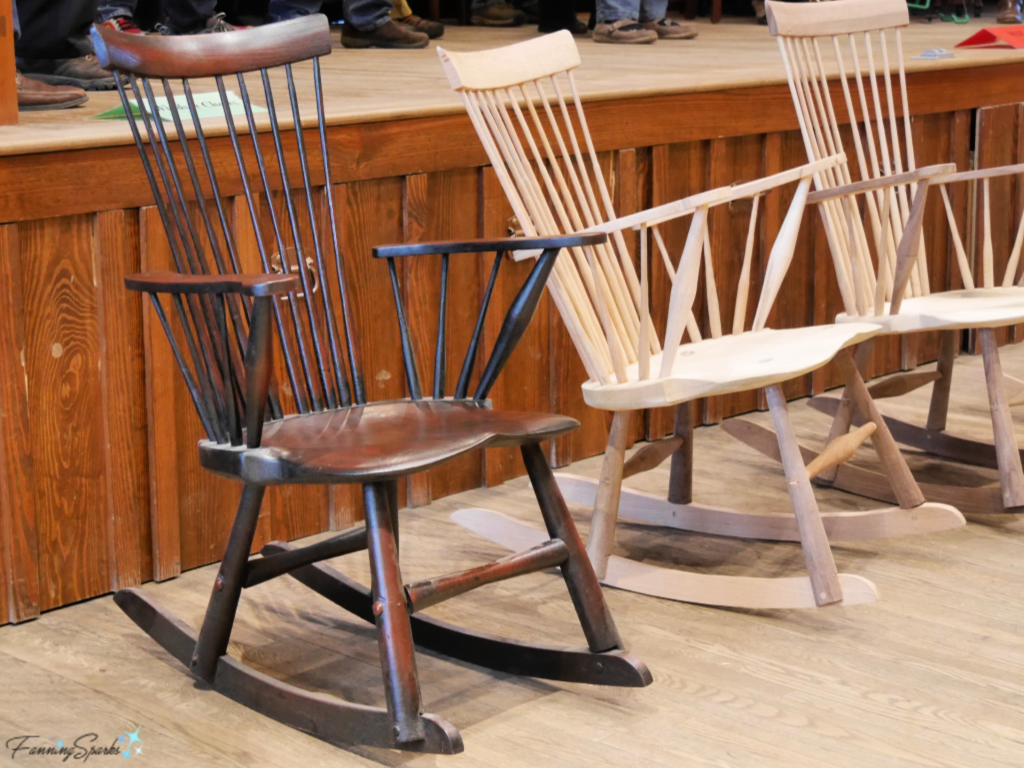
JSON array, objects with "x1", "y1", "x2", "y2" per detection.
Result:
[{"x1": 202, "y1": 401, "x2": 578, "y2": 483}]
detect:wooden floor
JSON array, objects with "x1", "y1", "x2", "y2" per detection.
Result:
[
  {"x1": 3, "y1": 344, "x2": 1024, "y2": 766},
  {"x1": 2, "y1": 15, "x2": 1023, "y2": 156}
]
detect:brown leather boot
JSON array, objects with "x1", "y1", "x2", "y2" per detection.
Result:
[
  {"x1": 998, "y1": 0, "x2": 1022, "y2": 23},
  {"x1": 18, "y1": 54, "x2": 115, "y2": 91},
  {"x1": 17, "y1": 72, "x2": 89, "y2": 111},
  {"x1": 397, "y1": 14, "x2": 445, "y2": 39},
  {"x1": 594, "y1": 19, "x2": 658, "y2": 44},
  {"x1": 341, "y1": 19, "x2": 429, "y2": 49}
]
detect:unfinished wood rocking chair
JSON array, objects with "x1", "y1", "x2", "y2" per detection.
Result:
[
  {"x1": 438, "y1": 32, "x2": 964, "y2": 610},
  {"x1": 92, "y1": 17, "x2": 649, "y2": 755},
  {"x1": 732, "y1": 0, "x2": 1024, "y2": 515}
]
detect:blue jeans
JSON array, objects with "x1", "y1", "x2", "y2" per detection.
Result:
[
  {"x1": 268, "y1": 0, "x2": 391, "y2": 31},
  {"x1": 96, "y1": 0, "x2": 217, "y2": 31},
  {"x1": 597, "y1": 0, "x2": 668, "y2": 23}
]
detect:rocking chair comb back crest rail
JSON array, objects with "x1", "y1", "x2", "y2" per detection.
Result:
[
  {"x1": 755, "y1": 0, "x2": 1024, "y2": 514},
  {"x1": 91, "y1": 16, "x2": 650, "y2": 755},
  {"x1": 437, "y1": 31, "x2": 964, "y2": 611}
]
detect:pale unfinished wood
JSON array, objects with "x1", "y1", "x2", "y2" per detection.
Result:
[
  {"x1": 866, "y1": 370, "x2": 942, "y2": 400},
  {"x1": 585, "y1": 410, "x2": 632, "y2": 579},
  {"x1": 766, "y1": 0, "x2": 909, "y2": 38},
  {"x1": 621, "y1": 436, "x2": 683, "y2": 480},
  {"x1": 805, "y1": 423, "x2": 877, "y2": 480}
]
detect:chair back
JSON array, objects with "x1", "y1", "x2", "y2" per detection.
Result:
[
  {"x1": 441, "y1": 32, "x2": 840, "y2": 386},
  {"x1": 767, "y1": 0, "x2": 1018, "y2": 313}
]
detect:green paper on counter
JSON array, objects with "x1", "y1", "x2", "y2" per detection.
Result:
[{"x1": 93, "y1": 90, "x2": 265, "y2": 121}]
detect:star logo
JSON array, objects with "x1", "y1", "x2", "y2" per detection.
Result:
[
  {"x1": 56, "y1": 741, "x2": 63, "y2": 749},
  {"x1": 120, "y1": 728, "x2": 143, "y2": 760}
]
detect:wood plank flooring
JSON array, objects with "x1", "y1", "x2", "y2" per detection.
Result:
[
  {"x1": 1, "y1": 344, "x2": 1023, "y2": 766},
  {"x1": 1, "y1": 16, "x2": 1022, "y2": 157}
]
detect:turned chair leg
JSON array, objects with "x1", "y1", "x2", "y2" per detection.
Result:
[
  {"x1": 926, "y1": 329, "x2": 958, "y2": 432},
  {"x1": 978, "y1": 329, "x2": 1024, "y2": 509},
  {"x1": 834, "y1": 349, "x2": 925, "y2": 510},
  {"x1": 765, "y1": 385, "x2": 843, "y2": 606},
  {"x1": 667, "y1": 402, "x2": 694, "y2": 505},
  {"x1": 819, "y1": 341, "x2": 874, "y2": 484},
  {"x1": 522, "y1": 443, "x2": 624, "y2": 654},
  {"x1": 585, "y1": 411, "x2": 633, "y2": 579},
  {"x1": 191, "y1": 484, "x2": 266, "y2": 682},
  {"x1": 364, "y1": 482, "x2": 425, "y2": 744}
]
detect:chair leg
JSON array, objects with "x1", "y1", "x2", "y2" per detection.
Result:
[
  {"x1": 765, "y1": 384, "x2": 843, "y2": 607},
  {"x1": 926, "y1": 329, "x2": 957, "y2": 432},
  {"x1": 364, "y1": 482, "x2": 425, "y2": 744},
  {"x1": 978, "y1": 329, "x2": 1024, "y2": 509},
  {"x1": 191, "y1": 483, "x2": 266, "y2": 682},
  {"x1": 834, "y1": 349, "x2": 925, "y2": 510},
  {"x1": 667, "y1": 401, "x2": 694, "y2": 505},
  {"x1": 819, "y1": 340, "x2": 874, "y2": 484},
  {"x1": 585, "y1": 411, "x2": 633, "y2": 579},
  {"x1": 522, "y1": 443, "x2": 624, "y2": 654}
]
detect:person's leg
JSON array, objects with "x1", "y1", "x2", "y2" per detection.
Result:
[
  {"x1": 391, "y1": 0, "x2": 444, "y2": 38},
  {"x1": 345, "y1": 0, "x2": 390, "y2": 30},
  {"x1": 15, "y1": 0, "x2": 95, "y2": 60},
  {"x1": 267, "y1": 0, "x2": 322, "y2": 22},
  {"x1": 163, "y1": 0, "x2": 218, "y2": 32},
  {"x1": 95, "y1": 0, "x2": 137, "y2": 23},
  {"x1": 637, "y1": 0, "x2": 667, "y2": 22},
  {"x1": 597, "y1": 0, "x2": 638, "y2": 22}
]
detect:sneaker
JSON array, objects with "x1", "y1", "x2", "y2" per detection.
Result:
[
  {"x1": 642, "y1": 18, "x2": 698, "y2": 39},
  {"x1": 156, "y1": 12, "x2": 240, "y2": 35},
  {"x1": 397, "y1": 14, "x2": 444, "y2": 39},
  {"x1": 593, "y1": 19, "x2": 658, "y2": 44},
  {"x1": 17, "y1": 71, "x2": 89, "y2": 111},
  {"x1": 99, "y1": 15, "x2": 143, "y2": 34},
  {"x1": 18, "y1": 54, "x2": 116, "y2": 91},
  {"x1": 341, "y1": 19, "x2": 429, "y2": 49},
  {"x1": 472, "y1": 2, "x2": 527, "y2": 27}
]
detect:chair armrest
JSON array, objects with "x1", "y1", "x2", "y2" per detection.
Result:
[
  {"x1": 807, "y1": 163, "x2": 955, "y2": 204},
  {"x1": 371, "y1": 233, "x2": 607, "y2": 259},
  {"x1": 583, "y1": 154, "x2": 847, "y2": 234},
  {"x1": 929, "y1": 161, "x2": 1024, "y2": 185},
  {"x1": 125, "y1": 271, "x2": 300, "y2": 297}
]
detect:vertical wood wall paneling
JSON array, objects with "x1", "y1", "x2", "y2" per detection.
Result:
[
  {"x1": 95, "y1": 209, "x2": 151, "y2": 589},
  {"x1": 705, "y1": 135, "x2": 765, "y2": 423},
  {"x1": 401, "y1": 169, "x2": 483, "y2": 502},
  {"x1": 480, "y1": 167, "x2": 551, "y2": 486},
  {"x1": 646, "y1": 141, "x2": 709, "y2": 438},
  {"x1": 20, "y1": 214, "x2": 109, "y2": 610},
  {"x1": 336, "y1": 177, "x2": 406, "y2": 510},
  {"x1": 0, "y1": 224, "x2": 40, "y2": 623},
  {"x1": 139, "y1": 206, "x2": 183, "y2": 580}
]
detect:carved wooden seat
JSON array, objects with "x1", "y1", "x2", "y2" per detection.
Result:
[
  {"x1": 437, "y1": 31, "x2": 964, "y2": 611},
  {"x1": 92, "y1": 17, "x2": 650, "y2": 756},
  {"x1": 750, "y1": 0, "x2": 1024, "y2": 514}
]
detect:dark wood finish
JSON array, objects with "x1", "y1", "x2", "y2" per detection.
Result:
[
  {"x1": 667, "y1": 402, "x2": 694, "y2": 506},
  {"x1": 405, "y1": 539, "x2": 569, "y2": 613},
  {"x1": 91, "y1": 16, "x2": 332, "y2": 79},
  {"x1": 100, "y1": 40, "x2": 645, "y2": 753},
  {"x1": 926, "y1": 330, "x2": 958, "y2": 432},
  {"x1": 373, "y1": 233, "x2": 605, "y2": 258},
  {"x1": 261, "y1": 541, "x2": 652, "y2": 687}
]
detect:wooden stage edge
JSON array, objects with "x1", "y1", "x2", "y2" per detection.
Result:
[{"x1": 2, "y1": 20, "x2": 1024, "y2": 625}]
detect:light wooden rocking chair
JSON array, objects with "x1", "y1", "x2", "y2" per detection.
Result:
[
  {"x1": 438, "y1": 32, "x2": 964, "y2": 610},
  {"x1": 731, "y1": 0, "x2": 1024, "y2": 515},
  {"x1": 92, "y1": 17, "x2": 651, "y2": 755}
]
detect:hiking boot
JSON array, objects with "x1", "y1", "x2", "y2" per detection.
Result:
[
  {"x1": 99, "y1": 15, "x2": 144, "y2": 34},
  {"x1": 472, "y1": 2, "x2": 527, "y2": 27},
  {"x1": 397, "y1": 14, "x2": 444, "y2": 39},
  {"x1": 17, "y1": 71, "x2": 88, "y2": 111},
  {"x1": 19, "y1": 54, "x2": 115, "y2": 91},
  {"x1": 753, "y1": 0, "x2": 768, "y2": 24},
  {"x1": 642, "y1": 18, "x2": 698, "y2": 39},
  {"x1": 594, "y1": 19, "x2": 658, "y2": 44},
  {"x1": 156, "y1": 12, "x2": 240, "y2": 35},
  {"x1": 997, "y1": 0, "x2": 1022, "y2": 23},
  {"x1": 341, "y1": 19, "x2": 429, "y2": 49}
]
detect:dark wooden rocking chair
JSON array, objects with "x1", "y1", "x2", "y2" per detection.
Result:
[{"x1": 91, "y1": 16, "x2": 650, "y2": 755}]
